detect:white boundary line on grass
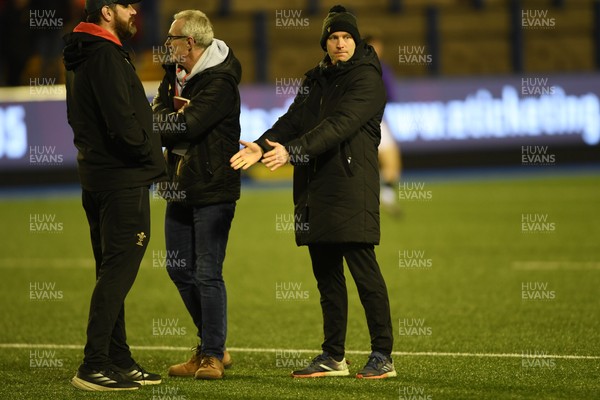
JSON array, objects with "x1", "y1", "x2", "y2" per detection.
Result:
[
  {"x1": 512, "y1": 261, "x2": 600, "y2": 270},
  {"x1": 1, "y1": 343, "x2": 598, "y2": 360}
]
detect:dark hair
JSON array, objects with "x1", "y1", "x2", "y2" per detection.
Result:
[{"x1": 86, "y1": 3, "x2": 117, "y2": 24}]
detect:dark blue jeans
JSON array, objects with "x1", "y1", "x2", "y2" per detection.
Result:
[{"x1": 165, "y1": 202, "x2": 235, "y2": 359}]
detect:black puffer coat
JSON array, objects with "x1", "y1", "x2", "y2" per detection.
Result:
[{"x1": 257, "y1": 42, "x2": 385, "y2": 246}]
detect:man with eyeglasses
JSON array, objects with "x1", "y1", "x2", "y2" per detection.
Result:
[
  {"x1": 63, "y1": 0, "x2": 166, "y2": 391},
  {"x1": 152, "y1": 10, "x2": 242, "y2": 380}
]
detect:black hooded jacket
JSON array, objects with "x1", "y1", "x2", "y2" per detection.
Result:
[
  {"x1": 256, "y1": 42, "x2": 386, "y2": 246},
  {"x1": 63, "y1": 23, "x2": 166, "y2": 191},
  {"x1": 152, "y1": 44, "x2": 242, "y2": 206}
]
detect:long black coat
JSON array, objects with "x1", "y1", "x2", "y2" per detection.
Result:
[{"x1": 257, "y1": 42, "x2": 385, "y2": 246}]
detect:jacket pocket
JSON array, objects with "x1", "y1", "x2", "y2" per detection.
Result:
[
  {"x1": 183, "y1": 141, "x2": 214, "y2": 184},
  {"x1": 340, "y1": 142, "x2": 354, "y2": 177},
  {"x1": 198, "y1": 140, "x2": 214, "y2": 183}
]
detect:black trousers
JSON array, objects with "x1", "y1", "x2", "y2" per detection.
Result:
[
  {"x1": 308, "y1": 243, "x2": 394, "y2": 358},
  {"x1": 81, "y1": 187, "x2": 150, "y2": 369}
]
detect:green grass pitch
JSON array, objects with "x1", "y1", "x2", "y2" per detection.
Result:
[{"x1": 0, "y1": 172, "x2": 599, "y2": 399}]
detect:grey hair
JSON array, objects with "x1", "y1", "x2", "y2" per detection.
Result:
[{"x1": 173, "y1": 10, "x2": 214, "y2": 48}]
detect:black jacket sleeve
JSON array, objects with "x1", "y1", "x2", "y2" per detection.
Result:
[
  {"x1": 151, "y1": 75, "x2": 178, "y2": 148},
  {"x1": 157, "y1": 77, "x2": 237, "y2": 144},
  {"x1": 285, "y1": 67, "x2": 385, "y2": 157},
  {"x1": 255, "y1": 78, "x2": 310, "y2": 153}
]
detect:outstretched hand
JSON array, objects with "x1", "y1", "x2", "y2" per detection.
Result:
[
  {"x1": 230, "y1": 140, "x2": 263, "y2": 170},
  {"x1": 261, "y1": 139, "x2": 290, "y2": 171}
]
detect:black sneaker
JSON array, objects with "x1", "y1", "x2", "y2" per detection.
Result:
[
  {"x1": 71, "y1": 365, "x2": 141, "y2": 391},
  {"x1": 112, "y1": 362, "x2": 162, "y2": 385},
  {"x1": 291, "y1": 353, "x2": 349, "y2": 378},
  {"x1": 356, "y1": 352, "x2": 397, "y2": 379}
]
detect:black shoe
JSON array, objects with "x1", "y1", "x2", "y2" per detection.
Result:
[
  {"x1": 111, "y1": 362, "x2": 162, "y2": 385},
  {"x1": 356, "y1": 352, "x2": 397, "y2": 379},
  {"x1": 71, "y1": 365, "x2": 141, "y2": 391},
  {"x1": 291, "y1": 353, "x2": 349, "y2": 378}
]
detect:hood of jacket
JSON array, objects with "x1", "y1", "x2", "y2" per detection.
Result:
[
  {"x1": 63, "y1": 22, "x2": 128, "y2": 71},
  {"x1": 163, "y1": 39, "x2": 242, "y2": 87},
  {"x1": 183, "y1": 39, "x2": 231, "y2": 81}
]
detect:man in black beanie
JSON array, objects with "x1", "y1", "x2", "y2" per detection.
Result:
[
  {"x1": 319, "y1": 5, "x2": 361, "y2": 51},
  {"x1": 231, "y1": 5, "x2": 396, "y2": 379}
]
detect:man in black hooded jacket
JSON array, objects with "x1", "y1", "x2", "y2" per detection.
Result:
[
  {"x1": 63, "y1": 0, "x2": 165, "y2": 391},
  {"x1": 231, "y1": 5, "x2": 395, "y2": 379}
]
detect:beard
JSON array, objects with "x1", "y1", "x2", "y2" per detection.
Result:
[{"x1": 114, "y1": 13, "x2": 137, "y2": 41}]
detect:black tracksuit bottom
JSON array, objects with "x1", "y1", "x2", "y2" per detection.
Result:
[
  {"x1": 80, "y1": 186, "x2": 150, "y2": 369},
  {"x1": 308, "y1": 243, "x2": 394, "y2": 359}
]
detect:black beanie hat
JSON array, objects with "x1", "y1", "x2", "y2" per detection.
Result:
[{"x1": 320, "y1": 5, "x2": 361, "y2": 51}]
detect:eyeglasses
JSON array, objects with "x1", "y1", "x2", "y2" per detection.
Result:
[{"x1": 165, "y1": 35, "x2": 189, "y2": 43}]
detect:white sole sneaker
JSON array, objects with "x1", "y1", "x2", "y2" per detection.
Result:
[{"x1": 71, "y1": 374, "x2": 140, "y2": 391}]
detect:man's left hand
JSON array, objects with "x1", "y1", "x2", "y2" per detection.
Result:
[{"x1": 262, "y1": 139, "x2": 290, "y2": 171}]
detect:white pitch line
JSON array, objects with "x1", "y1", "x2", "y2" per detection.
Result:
[
  {"x1": 0, "y1": 258, "x2": 156, "y2": 269},
  {"x1": 0, "y1": 258, "x2": 95, "y2": 269},
  {"x1": 1, "y1": 343, "x2": 598, "y2": 360},
  {"x1": 512, "y1": 261, "x2": 600, "y2": 270}
]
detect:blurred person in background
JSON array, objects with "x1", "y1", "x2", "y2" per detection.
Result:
[
  {"x1": 31, "y1": 0, "x2": 76, "y2": 83},
  {"x1": 152, "y1": 9, "x2": 241, "y2": 381},
  {"x1": 0, "y1": 0, "x2": 34, "y2": 85},
  {"x1": 365, "y1": 32, "x2": 402, "y2": 215},
  {"x1": 231, "y1": 5, "x2": 396, "y2": 380},
  {"x1": 63, "y1": 0, "x2": 166, "y2": 391}
]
